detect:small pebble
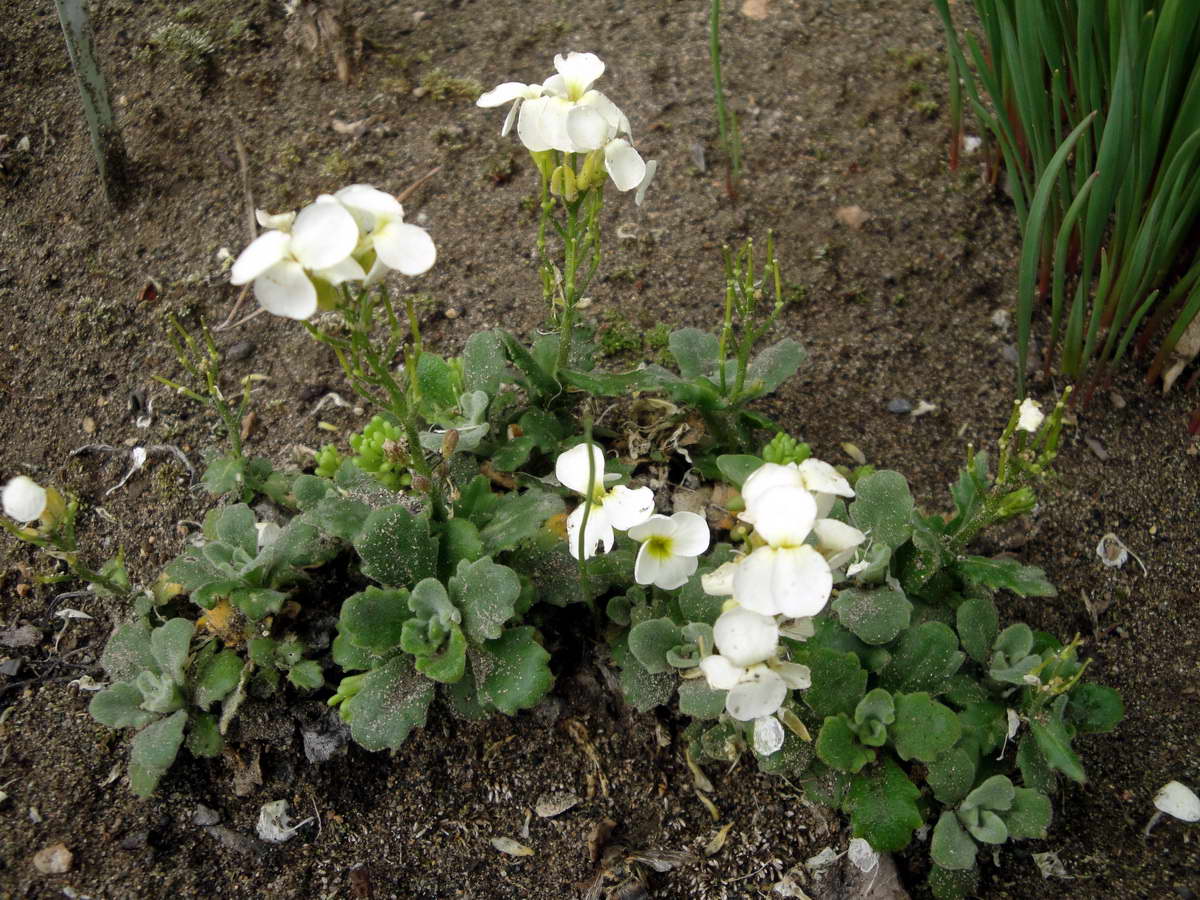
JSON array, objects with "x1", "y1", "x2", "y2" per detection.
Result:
[
  {"x1": 226, "y1": 341, "x2": 256, "y2": 362},
  {"x1": 885, "y1": 398, "x2": 912, "y2": 414},
  {"x1": 33, "y1": 843, "x2": 73, "y2": 875},
  {"x1": 193, "y1": 804, "x2": 221, "y2": 827},
  {"x1": 444, "y1": 307, "x2": 459, "y2": 320},
  {"x1": 82, "y1": 416, "x2": 96, "y2": 434},
  {"x1": 118, "y1": 831, "x2": 148, "y2": 851}
]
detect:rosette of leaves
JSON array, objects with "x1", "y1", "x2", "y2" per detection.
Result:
[
  {"x1": 164, "y1": 503, "x2": 333, "y2": 621},
  {"x1": 328, "y1": 556, "x2": 552, "y2": 751},
  {"x1": 89, "y1": 618, "x2": 244, "y2": 796},
  {"x1": 246, "y1": 636, "x2": 324, "y2": 695}
]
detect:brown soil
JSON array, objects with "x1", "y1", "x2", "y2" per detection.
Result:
[{"x1": 1, "y1": 0, "x2": 1198, "y2": 897}]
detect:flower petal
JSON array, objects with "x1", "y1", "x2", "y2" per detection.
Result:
[
  {"x1": 771, "y1": 546, "x2": 834, "y2": 618},
  {"x1": 566, "y1": 105, "x2": 611, "y2": 152},
  {"x1": 635, "y1": 159, "x2": 658, "y2": 207},
  {"x1": 603, "y1": 485, "x2": 654, "y2": 530},
  {"x1": 667, "y1": 511, "x2": 711, "y2": 557},
  {"x1": 253, "y1": 260, "x2": 318, "y2": 320},
  {"x1": 501, "y1": 99, "x2": 521, "y2": 136},
  {"x1": 798, "y1": 458, "x2": 854, "y2": 498},
  {"x1": 813, "y1": 518, "x2": 867, "y2": 568},
  {"x1": 726, "y1": 667, "x2": 787, "y2": 721},
  {"x1": 290, "y1": 199, "x2": 360, "y2": 271},
  {"x1": 741, "y1": 462, "x2": 804, "y2": 512},
  {"x1": 701, "y1": 560, "x2": 739, "y2": 596},
  {"x1": 713, "y1": 606, "x2": 779, "y2": 667},
  {"x1": 626, "y1": 513, "x2": 671, "y2": 543},
  {"x1": 699, "y1": 654, "x2": 743, "y2": 691},
  {"x1": 334, "y1": 184, "x2": 403, "y2": 231},
  {"x1": 555, "y1": 442, "x2": 606, "y2": 496},
  {"x1": 753, "y1": 715, "x2": 786, "y2": 756},
  {"x1": 518, "y1": 96, "x2": 571, "y2": 152},
  {"x1": 604, "y1": 138, "x2": 646, "y2": 191},
  {"x1": 3, "y1": 476, "x2": 47, "y2": 522},
  {"x1": 254, "y1": 209, "x2": 296, "y2": 232},
  {"x1": 745, "y1": 484, "x2": 817, "y2": 547},
  {"x1": 637, "y1": 548, "x2": 695, "y2": 590},
  {"x1": 772, "y1": 661, "x2": 812, "y2": 690},
  {"x1": 1017, "y1": 398, "x2": 1044, "y2": 432},
  {"x1": 477, "y1": 81, "x2": 538, "y2": 108},
  {"x1": 577, "y1": 90, "x2": 627, "y2": 135},
  {"x1": 231, "y1": 230, "x2": 291, "y2": 285},
  {"x1": 565, "y1": 503, "x2": 613, "y2": 560},
  {"x1": 373, "y1": 221, "x2": 436, "y2": 275},
  {"x1": 313, "y1": 254, "x2": 367, "y2": 286},
  {"x1": 554, "y1": 51, "x2": 605, "y2": 96}
]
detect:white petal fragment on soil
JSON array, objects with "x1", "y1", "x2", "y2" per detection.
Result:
[{"x1": 490, "y1": 836, "x2": 534, "y2": 856}]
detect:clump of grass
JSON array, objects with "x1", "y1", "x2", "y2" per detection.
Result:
[
  {"x1": 419, "y1": 69, "x2": 483, "y2": 102},
  {"x1": 935, "y1": 0, "x2": 1200, "y2": 406},
  {"x1": 143, "y1": 22, "x2": 215, "y2": 75}
]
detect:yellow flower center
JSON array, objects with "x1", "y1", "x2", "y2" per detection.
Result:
[{"x1": 645, "y1": 535, "x2": 674, "y2": 560}]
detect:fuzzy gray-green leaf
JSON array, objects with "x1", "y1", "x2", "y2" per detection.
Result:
[
  {"x1": 833, "y1": 585, "x2": 912, "y2": 645},
  {"x1": 450, "y1": 556, "x2": 521, "y2": 645},
  {"x1": 129, "y1": 709, "x2": 187, "y2": 797}
]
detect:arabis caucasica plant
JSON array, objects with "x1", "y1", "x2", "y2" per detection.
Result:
[{"x1": 231, "y1": 185, "x2": 435, "y2": 320}]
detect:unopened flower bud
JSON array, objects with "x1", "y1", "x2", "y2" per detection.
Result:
[
  {"x1": 440, "y1": 429, "x2": 460, "y2": 458},
  {"x1": 577, "y1": 149, "x2": 603, "y2": 190},
  {"x1": 996, "y1": 486, "x2": 1036, "y2": 518},
  {"x1": 549, "y1": 165, "x2": 578, "y2": 201}
]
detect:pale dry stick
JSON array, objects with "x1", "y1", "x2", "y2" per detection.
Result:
[
  {"x1": 216, "y1": 167, "x2": 443, "y2": 333},
  {"x1": 215, "y1": 134, "x2": 259, "y2": 331}
]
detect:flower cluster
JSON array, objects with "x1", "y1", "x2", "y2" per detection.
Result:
[
  {"x1": 478, "y1": 52, "x2": 656, "y2": 202},
  {"x1": 230, "y1": 184, "x2": 436, "y2": 321},
  {"x1": 698, "y1": 460, "x2": 867, "y2": 748}
]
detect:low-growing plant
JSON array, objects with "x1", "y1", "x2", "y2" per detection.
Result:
[{"x1": 1, "y1": 49, "x2": 1124, "y2": 900}]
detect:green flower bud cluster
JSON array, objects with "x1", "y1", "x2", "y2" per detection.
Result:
[
  {"x1": 348, "y1": 415, "x2": 413, "y2": 491},
  {"x1": 314, "y1": 444, "x2": 343, "y2": 479},
  {"x1": 761, "y1": 431, "x2": 811, "y2": 466}
]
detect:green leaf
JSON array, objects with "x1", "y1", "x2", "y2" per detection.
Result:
[
  {"x1": 150, "y1": 619, "x2": 194, "y2": 687},
  {"x1": 292, "y1": 474, "x2": 332, "y2": 510},
  {"x1": 202, "y1": 455, "x2": 244, "y2": 495},
  {"x1": 798, "y1": 647, "x2": 868, "y2": 719},
  {"x1": 850, "y1": 471, "x2": 915, "y2": 550},
  {"x1": 964, "y1": 809, "x2": 1008, "y2": 844},
  {"x1": 1066, "y1": 683, "x2": 1124, "y2": 734},
  {"x1": 1004, "y1": 787, "x2": 1052, "y2": 839},
  {"x1": 307, "y1": 495, "x2": 371, "y2": 542},
  {"x1": 340, "y1": 586, "x2": 411, "y2": 653},
  {"x1": 129, "y1": 709, "x2": 187, "y2": 797},
  {"x1": 948, "y1": 452, "x2": 988, "y2": 531},
  {"x1": 192, "y1": 648, "x2": 243, "y2": 711},
  {"x1": 677, "y1": 679, "x2": 727, "y2": 719},
  {"x1": 961, "y1": 774, "x2": 1015, "y2": 812},
  {"x1": 414, "y1": 624, "x2": 467, "y2": 683},
  {"x1": 927, "y1": 746, "x2": 977, "y2": 805},
  {"x1": 474, "y1": 626, "x2": 554, "y2": 715},
  {"x1": 186, "y1": 711, "x2": 222, "y2": 758},
  {"x1": 233, "y1": 587, "x2": 287, "y2": 621},
  {"x1": 287, "y1": 659, "x2": 324, "y2": 690},
  {"x1": 628, "y1": 618, "x2": 683, "y2": 675},
  {"x1": 1016, "y1": 733, "x2": 1055, "y2": 794},
  {"x1": 833, "y1": 586, "x2": 912, "y2": 645},
  {"x1": 931, "y1": 811, "x2": 977, "y2": 871},
  {"x1": 956, "y1": 595, "x2": 999, "y2": 664},
  {"x1": 928, "y1": 862, "x2": 979, "y2": 900},
  {"x1": 343, "y1": 655, "x2": 435, "y2": 751},
  {"x1": 958, "y1": 701, "x2": 1008, "y2": 756},
  {"x1": 135, "y1": 670, "x2": 184, "y2": 714},
  {"x1": 89, "y1": 682, "x2": 159, "y2": 729},
  {"x1": 440, "y1": 518, "x2": 484, "y2": 569},
  {"x1": 746, "y1": 338, "x2": 807, "y2": 393},
  {"x1": 881, "y1": 622, "x2": 964, "y2": 695},
  {"x1": 463, "y1": 330, "x2": 507, "y2": 395},
  {"x1": 479, "y1": 488, "x2": 564, "y2": 555},
  {"x1": 212, "y1": 504, "x2": 258, "y2": 558},
  {"x1": 851, "y1": 543, "x2": 892, "y2": 585},
  {"x1": 354, "y1": 505, "x2": 437, "y2": 587},
  {"x1": 100, "y1": 621, "x2": 156, "y2": 682},
  {"x1": 668, "y1": 327, "x2": 719, "y2": 378},
  {"x1": 845, "y1": 759, "x2": 924, "y2": 852},
  {"x1": 715, "y1": 454, "x2": 763, "y2": 488},
  {"x1": 332, "y1": 626, "x2": 376, "y2": 673},
  {"x1": 757, "y1": 730, "x2": 815, "y2": 776},
  {"x1": 416, "y1": 352, "x2": 458, "y2": 412},
  {"x1": 677, "y1": 545, "x2": 735, "y2": 624},
  {"x1": 497, "y1": 330, "x2": 558, "y2": 398},
  {"x1": 892, "y1": 692, "x2": 962, "y2": 762},
  {"x1": 491, "y1": 436, "x2": 535, "y2": 472},
  {"x1": 451, "y1": 556, "x2": 521, "y2": 645},
  {"x1": 1031, "y1": 717, "x2": 1086, "y2": 784},
  {"x1": 956, "y1": 556, "x2": 1057, "y2": 597},
  {"x1": 816, "y1": 715, "x2": 875, "y2": 773},
  {"x1": 611, "y1": 637, "x2": 674, "y2": 713}
]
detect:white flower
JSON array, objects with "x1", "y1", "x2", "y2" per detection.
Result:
[
  {"x1": 334, "y1": 184, "x2": 436, "y2": 280},
  {"x1": 555, "y1": 443, "x2": 654, "y2": 560},
  {"x1": 741, "y1": 458, "x2": 854, "y2": 519},
  {"x1": 753, "y1": 715, "x2": 785, "y2": 756},
  {"x1": 699, "y1": 607, "x2": 811, "y2": 722},
  {"x1": 255, "y1": 521, "x2": 282, "y2": 551},
  {"x1": 3, "y1": 476, "x2": 47, "y2": 522},
  {"x1": 231, "y1": 197, "x2": 364, "y2": 320},
  {"x1": 1017, "y1": 398, "x2": 1044, "y2": 432},
  {"x1": 733, "y1": 485, "x2": 834, "y2": 617},
  {"x1": 627, "y1": 512, "x2": 710, "y2": 590},
  {"x1": 476, "y1": 80, "x2": 547, "y2": 137}
]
